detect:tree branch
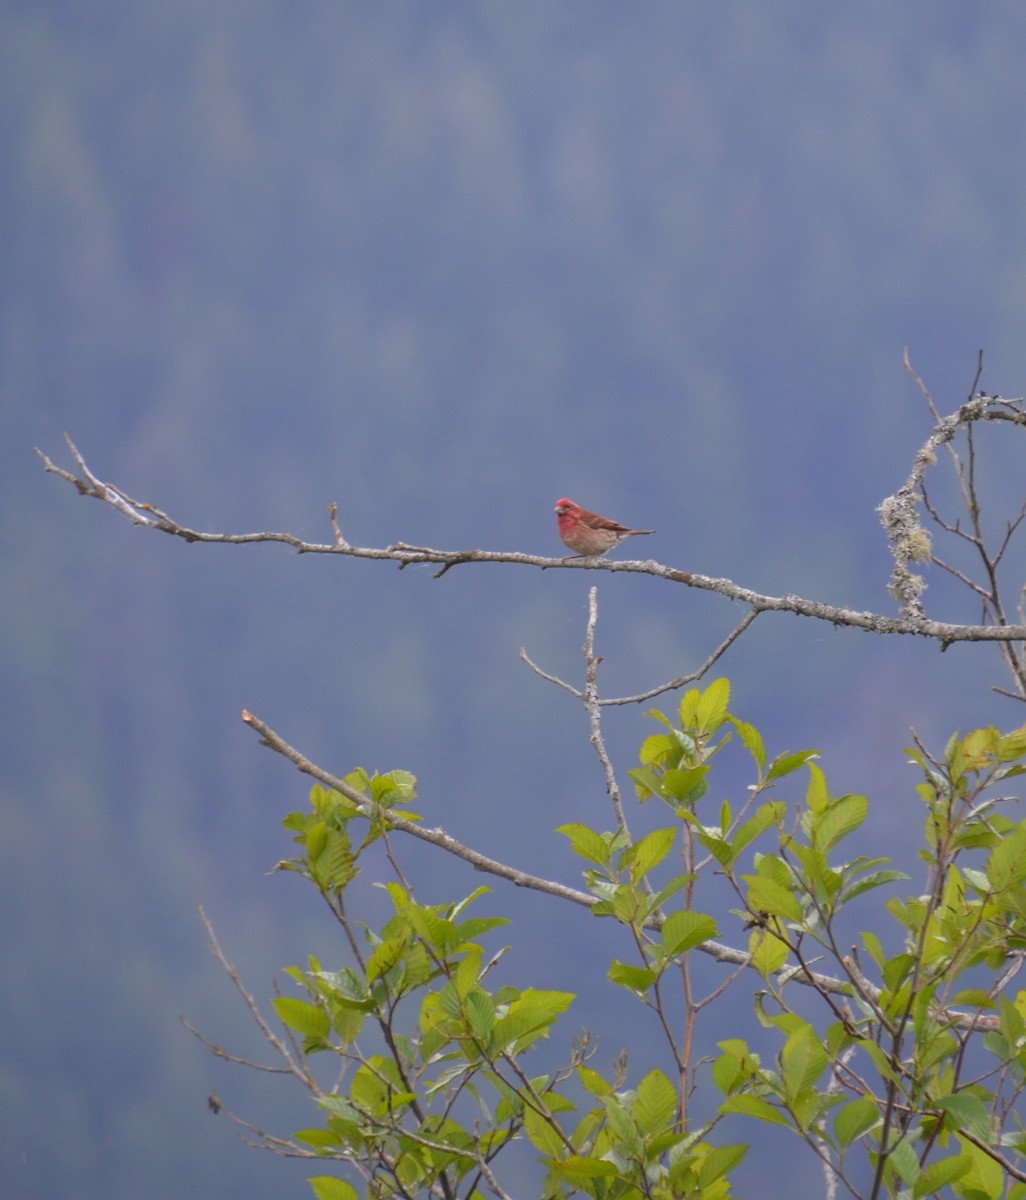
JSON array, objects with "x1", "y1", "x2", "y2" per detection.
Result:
[{"x1": 35, "y1": 432, "x2": 1026, "y2": 645}]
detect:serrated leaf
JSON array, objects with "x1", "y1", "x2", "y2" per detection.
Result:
[
  {"x1": 750, "y1": 928, "x2": 789, "y2": 977},
  {"x1": 465, "y1": 988, "x2": 495, "y2": 1040},
  {"x1": 913, "y1": 1153, "x2": 972, "y2": 1198},
  {"x1": 730, "y1": 717, "x2": 766, "y2": 773},
  {"x1": 731, "y1": 801, "x2": 786, "y2": 860},
  {"x1": 834, "y1": 1096, "x2": 879, "y2": 1148},
  {"x1": 309, "y1": 1177, "x2": 359, "y2": 1200},
  {"x1": 720, "y1": 1094, "x2": 791, "y2": 1126},
  {"x1": 634, "y1": 1068, "x2": 678, "y2": 1134},
  {"x1": 492, "y1": 988, "x2": 573, "y2": 1050},
  {"x1": 697, "y1": 1143, "x2": 747, "y2": 1188},
  {"x1": 629, "y1": 826, "x2": 676, "y2": 880},
  {"x1": 813, "y1": 793, "x2": 868, "y2": 852},
  {"x1": 523, "y1": 1104, "x2": 566, "y2": 1156},
  {"x1": 295, "y1": 1128, "x2": 339, "y2": 1149},
  {"x1": 886, "y1": 1137, "x2": 920, "y2": 1185},
  {"x1": 639, "y1": 732, "x2": 683, "y2": 766},
  {"x1": 578, "y1": 1065, "x2": 612, "y2": 1097},
  {"x1": 660, "y1": 765, "x2": 710, "y2": 804},
  {"x1": 273, "y1": 996, "x2": 330, "y2": 1040},
  {"x1": 958, "y1": 1135, "x2": 1006, "y2": 1198},
  {"x1": 936, "y1": 1092, "x2": 992, "y2": 1142},
  {"x1": 781, "y1": 1026, "x2": 827, "y2": 1098},
  {"x1": 557, "y1": 822, "x2": 612, "y2": 866},
  {"x1": 629, "y1": 764, "x2": 663, "y2": 800},
  {"x1": 550, "y1": 1156, "x2": 620, "y2": 1181},
  {"x1": 767, "y1": 749, "x2": 819, "y2": 782},
  {"x1": 365, "y1": 936, "x2": 406, "y2": 984},
  {"x1": 746, "y1": 874, "x2": 803, "y2": 923},
  {"x1": 839, "y1": 868, "x2": 907, "y2": 904},
  {"x1": 603, "y1": 1094, "x2": 643, "y2": 1153},
  {"x1": 696, "y1": 677, "x2": 730, "y2": 731},
  {"x1": 662, "y1": 910, "x2": 717, "y2": 956},
  {"x1": 998, "y1": 722, "x2": 1026, "y2": 759},
  {"x1": 609, "y1": 960, "x2": 657, "y2": 995},
  {"x1": 988, "y1": 824, "x2": 1026, "y2": 891},
  {"x1": 805, "y1": 761, "x2": 829, "y2": 813}
]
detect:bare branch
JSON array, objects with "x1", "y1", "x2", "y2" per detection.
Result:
[
  {"x1": 876, "y1": 381, "x2": 1026, "y2": 622},
  {"x1": 240, "y1": 708, "x2": 602, "y2": 911},
  {"x1": 517, "y1": 648, "x2": 582, "y2": 698},
  {"x1": 195, "y1": 906, "x2": 320, "y2": 1093},
  {"x1": 38, "y1": 434, "x2": 1026, "y2": 645},
  {"x1": 581, "y1": 588, "x2": 628, "y2": 832},
  {"x1": 600, "y1": 608, "x2": 760, "y2": 706},
  {"x1": 180, "y1": 1015, "x2": 293, "y2": 1075}
]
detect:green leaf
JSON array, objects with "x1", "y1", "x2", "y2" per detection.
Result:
[
  {"x1": 406, "y1": 906, "x2": 455, "y2": 953},
  {"x1": 805, "y1": 761, "x2": 829, "y2": 813},
  {"x1": 697, "y1": 1143, "x2": 747, "y2": 1189},
  {"x1": 998, "y1": 722, "x2": 1026, "y2": 759},
  {"x1": 523, "y1": 1104, "x2": 566, "y2": 1156},
  {"x1": 988, "y1": 823, "x2": 1026, "y2": 892},
  {"x1": 813, "y1": 793, "x2": 868, "y2": 852},
  {"x1": 465, "y1": 988, "x2": 495, "y2": 1040},
  {"x1": 454, "y1": 945, "x2": 482, "y2": 997},
  {"x1": 558, "y1": 822, "x2": 613, "y2": 866},
  {"x1": 609, "y1": 960, "x2": 657, "y2": 995},
  {"x1": 550, "y1": 1155, "x2": 620, "y2": 1181},
  {"x1": 834, "y1": 1096, "x2": 879, "y2": 1148},
  {"x1": 696, "y1": 677, "x2": 731, "y2": 731},
  {"x1": 492, "y1": 988, "x2": 573, "y2": 1050},
  {"x1": 766, "y1": 748, "x2": 819, "y2": 782},
  {"x1": 780, "y1": 1025, "x2": 827, "y2": 1099},
  {"x1": 958, "y1": 1135, "x2": 1008, "y2": 1199},
  {"x1": 628, "y1": 826, "x2": 676, "y2": 880},
  {"x1": 839, "y1": 867, "x2": 907, "y2": 904},
  {"x1": 309, "y1": 1177, "x2": 359, "y2": 1200},
  {"x1": 861, "y1": 930, "x2": 886, "y2": 969},
  {"x1": 745, "y1": 873, "x2": 803, "y2": 923},
  {"x1": 750, "y1": 929, "x2": 789, "y2": 977},
  {"x1": 295, "y1": 1128, "x2": 340, "y2": 1149},
  {"x1": 629, "y1": 764, "x2": 663, "y2": 800},
  {"x1": 578, "y1": 1065, "x2": 612, "y2": 1097},
  {"x1": 913, "y1": 1154, "x2": 972, "y2": 1198},
  {"x1": 660, "y1": 765, "x2": 710, "y2": 804},
  {"x1": 712, "y1": 1040, "x2": 757, "y2": 1095},
  {"x1": 886, "y1": 1137, "x2": 920, "y2": 1186},
  {"x1": 729, "y1": 716, "x2": 766, "y2": 773},
  {"x1": 365, "y1": 936, "x2": 407, "y2": 985},
  {"x1": 730, "y1": 801, "x2": 786, "y2": 860},
  {"x1": 935, "y1": 1092, "x2": 992, "y2": 1142},
  {"x1": 603, "y1": 1094, "x2": 643, "y2": 1154},
  {"x1": 634, "y1": 1068, "x2": 678, "y2": 1134},
  {"x1": 639, "y1": 732, "x2": 684, "y2": 765},
  {"x1": 662, "y1": 910, "x2": 717, "y2": 956},
  {"x1": 273, "y1": 996, "x2": 330, "y2": 1041},
  {"x1": 720, "y1": 1094, "x2": 791, "y2": 1127}
]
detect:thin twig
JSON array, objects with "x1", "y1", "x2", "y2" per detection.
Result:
[
  {"x1": 192, "y1": 906, "x2": 322, "y2": 1091},
  {"x1": 517, "y1": 648, "x2": 582, "y2": 698},
  {"x1": 600, "y1": 608, "x2": 760, "y2": 706}
]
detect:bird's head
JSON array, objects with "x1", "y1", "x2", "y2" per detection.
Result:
[{"x1": 554, "y1": 498, "x2": 577, "y2": 517}]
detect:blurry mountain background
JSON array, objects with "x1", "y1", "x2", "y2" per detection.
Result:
[{"x1": 5, "y1": 4, "x2": 1026, "y2": 1197}]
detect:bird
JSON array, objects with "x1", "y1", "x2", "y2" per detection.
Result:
[{"x1": 553, "y1": 498, "x2": 654, "y2": 558}]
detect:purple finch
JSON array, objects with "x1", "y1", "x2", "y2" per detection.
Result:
[{"x1": 554, "y1": 498, "x2": 654, "y2": 558}]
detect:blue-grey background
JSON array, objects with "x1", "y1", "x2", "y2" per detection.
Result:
[{"x1": 5, "y1": 5, "x2": 1026, "y2": 1197}]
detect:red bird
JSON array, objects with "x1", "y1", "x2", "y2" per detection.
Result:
[{"x1": 554, "y1": 498, "x2": 654, "y2": 558}]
